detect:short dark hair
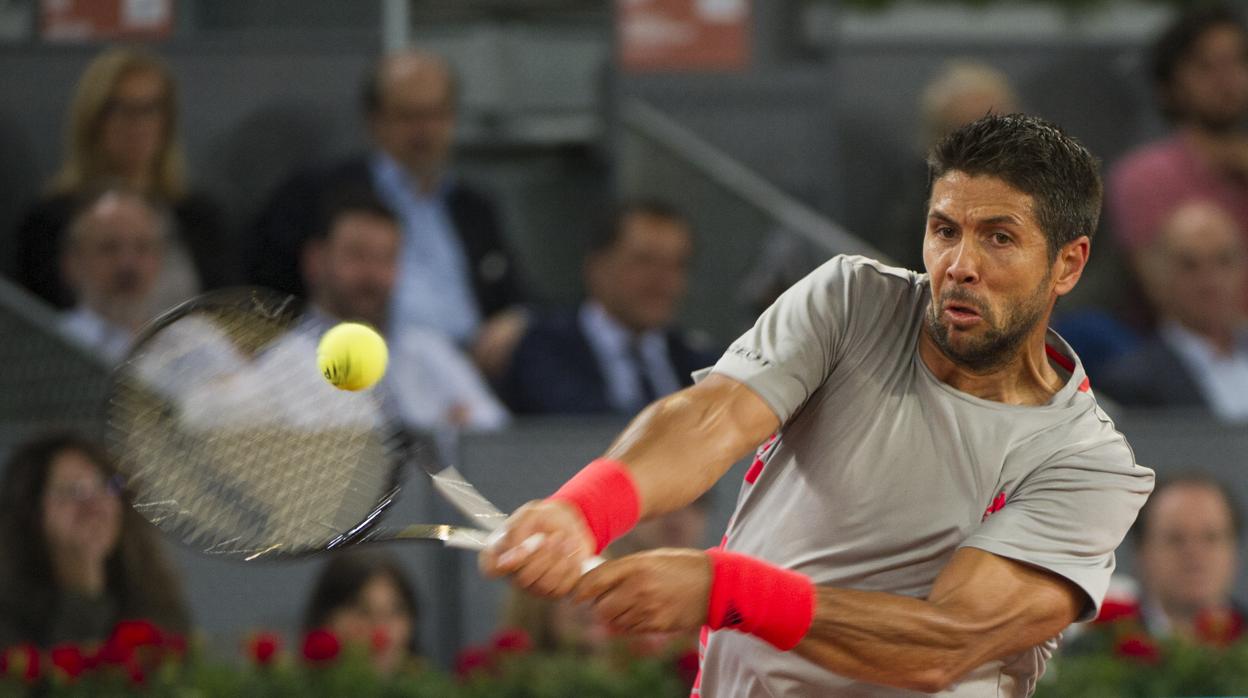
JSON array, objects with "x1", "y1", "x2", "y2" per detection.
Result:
[
  {"x1": 303, "y1": 549, "x2": 422, "y2": 654},
  {"x1": 1131, "y1": 471, "x2": 1242, "y2": 546},
  {"x1": 308, "y1": 188, "x2": 399, "y2": 243},
  {"x1": 1150, "y1": 3, "x2": 1248, "y2": 121},
  {"x1": 588, "y1": 199, "x2": 690, "y2": 257},
  {"x1": 927, "y1": 113, "x2": 1102, "y2": 260},
  {"x1": 360, "y1": 53, "x2": 459, "y2": 117}
]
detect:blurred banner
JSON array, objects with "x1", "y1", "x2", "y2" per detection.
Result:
[
  {"x1": 617, "y1": 0, "x2": 751, "y2": 73},
  {"x1": 40, "y1": 0, "x2": 172, "y2": 41}
]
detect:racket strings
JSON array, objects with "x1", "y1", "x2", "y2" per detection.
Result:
[{"x1": 107, "y1": 293, "x2": 400, "y2": 558}]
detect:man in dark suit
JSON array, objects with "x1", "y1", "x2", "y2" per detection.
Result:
[
  {"x1": 1132, "y1": 473, "x2": 1244, "y2": 643},
  {"x1": 247, "y1": 49, "x2": 525, "y2": 354},
  {"x1": 1100, "y1": 200, "x2": 1248, "y2": 420},
  {"x1": 500, "y1": 201, "x2": 715, "y2": 415}
]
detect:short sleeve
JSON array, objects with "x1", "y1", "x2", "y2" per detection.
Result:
[
  {"x1": 708, "y1": 256, "x2": 866, "y2": 423},
  {"x1": 960, "y1": 439, "x2": 1154, "y2": 621}
]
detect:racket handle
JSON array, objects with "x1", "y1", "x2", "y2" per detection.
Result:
[{"x1": 489, "y1": 532, "x2": 605, "y2": 575}]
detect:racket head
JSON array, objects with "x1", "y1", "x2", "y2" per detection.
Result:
[{"x1": 103, "y1": 287, "x2": 407, "y2": 561}]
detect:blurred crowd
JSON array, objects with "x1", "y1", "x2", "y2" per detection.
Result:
[{"x1": 1, "y1": 0, "x2": 1247, "y2": 679}]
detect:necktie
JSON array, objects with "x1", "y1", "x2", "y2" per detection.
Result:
[{"x1": 629, "y1": 338, "x2": 659, "y2": 405}]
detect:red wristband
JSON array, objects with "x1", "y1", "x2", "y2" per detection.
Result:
[
  {"x1": 549, "y1": 458, "x2": 641, "y2": 554},
  {"x1": 705, "y1": 549, "x2": 815, "y2": 651}
]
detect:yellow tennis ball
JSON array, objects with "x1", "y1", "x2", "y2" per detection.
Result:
[{"x1": 317, "y1": 322, "x2": 388, "y2": 391}]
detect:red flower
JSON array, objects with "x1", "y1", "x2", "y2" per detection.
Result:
[
  {"x1": 491, "y1": 628, "x2": 533, "y2": 654},
  {"x1": 301, "y1": 629, "x2": 340, "y2": 664},
  {"x1": 111, "y1": 619, "x2": 163, "y2": 649},
  {"x1": 1094, "y1": 598, "x2": 1141, "y2": 625},
  {"x1": 1194, "y1": 608, "x2": 1246, "y2": 648},
  {"x1": 1, "y1": 644, "x2": 41, "y2": 683},
  {"x1": 454, "y1": 645, "x2": 494, "y2": 678},
  {"x1": 1114, "y1": 634, "x2": 1162, "y2": 664},
  {"x1": 49, "y1": 645, "x2": 86, "y2": 680},
  {"x1": 94, "y1": 637, "x2": 134, "y2": 666},
  {"x1": 248, "y1": 633, "x2": 281, "y2": 666}
]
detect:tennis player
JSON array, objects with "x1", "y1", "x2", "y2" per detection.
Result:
[{"x1": 482, "y1": 114, "x2": 1155, "y2": 696}]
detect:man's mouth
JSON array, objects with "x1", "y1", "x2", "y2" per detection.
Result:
[{"x1": 942, "y1": 302, "x2": 982, "y2": 325}]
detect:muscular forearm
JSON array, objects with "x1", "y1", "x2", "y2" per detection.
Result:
[
  {"x1": 795, "y1": 587, "x2": 987, "y2": 691},
  {"x1": 602, "y1": 378, "x2": 778, "y2": 518},
  {"x1": 794, "y1": 586, "x2": 1047, "y2": 693}
]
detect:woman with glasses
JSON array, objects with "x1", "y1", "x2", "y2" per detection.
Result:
[
  {"x1": 15, "y1": 46, "x2": 228, "y2": 314},
  {"x1": 0, "y1": 432, "x2": 188, "y2": 647}
]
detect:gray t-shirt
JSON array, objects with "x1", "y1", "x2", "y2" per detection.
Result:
[{"x1": 699, "y1": 256, "x2": 1154, "y2": 698}]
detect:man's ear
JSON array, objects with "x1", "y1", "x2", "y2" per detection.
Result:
[{"x1": 1053, "y1": 235, "x2": 1091, "y2": 297}]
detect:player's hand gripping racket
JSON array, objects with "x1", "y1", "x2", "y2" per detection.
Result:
[{"x1": 103, "y1": 287, "x2": 601, "y2": 571}]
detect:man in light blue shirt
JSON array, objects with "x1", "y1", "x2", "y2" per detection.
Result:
[
  {"x1": 249, "y1": 50, "x2": 527, "y2": 370},
  {"x1": 58, "y1": 189, "x2": 168, "y2": 364},
  {"x1": 300, "y1": 193, "x2": 508, "y2": 432}
]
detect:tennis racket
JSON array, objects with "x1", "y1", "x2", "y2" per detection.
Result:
[{"x1": 103, "y1": 287, "x2": 598, "y2": 568}]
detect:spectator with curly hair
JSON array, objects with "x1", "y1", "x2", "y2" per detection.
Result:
[{"x1": 0, "y1": 432, "x2": 189, "y2": 647}]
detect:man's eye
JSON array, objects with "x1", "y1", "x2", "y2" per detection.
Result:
[
  {"x1": 992, "y1": 232, "x2": 1012, "y2": 245},
  {"x1": 935, "y1": 226, "x2": 955, "y2": 238}
]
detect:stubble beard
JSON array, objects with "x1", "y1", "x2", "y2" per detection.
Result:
[{"x1": 925, "y1": 280, "x2": 1051, "y2": 374}]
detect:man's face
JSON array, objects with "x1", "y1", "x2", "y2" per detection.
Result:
[
  {"x1": 65, "y1": 194, "x2": 164, "y2": 323},
  {"x1": 315, "y1": 212, "x2": 399, "y2": 329},
  {"x1": 587, "y1": 213, "x2": 694, "y2": 334},
  {"x1": 922, "y1": 173, "x2": 1058, "y2": 372},
  {"x1": 1138, "y1": 483, "x2": 1238, "y2": 616},
  {"x1": 1168, "y1": 24, "x2": 1248, "y2": 132},
  {"x1": 1144, "y1": 202, "x2": 1245, "y2": 336},
  {"x1": 369, "y1": 56, "x2": 456, "y2": 181}
]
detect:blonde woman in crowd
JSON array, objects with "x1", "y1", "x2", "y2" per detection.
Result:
[{"x1": 16, "y1": 46, "x2": 227, "y2": 313}]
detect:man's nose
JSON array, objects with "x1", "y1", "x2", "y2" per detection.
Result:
[{"x1": 945, "y1": 241, "x2": 981, "y2": 285}]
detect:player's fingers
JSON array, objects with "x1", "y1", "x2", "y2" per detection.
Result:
[
  {"x1": 610, "y1": 604, "x2": 659, "y2": 634},
  {"x1": 510, "y1": 532, "x2": 576, "y2": 594},
  {"x1": 571, "y1": 558, "x2": 629, "y2": 604},
  {"x1": 527, "y1": 537, "x2": 586, "y2": 597},
  {"x1": 483, "y1": 505, "x2": 547, "y2": 575},
  {"x1": 589, "y1": 587, "x2": 633, "y2": 628}
]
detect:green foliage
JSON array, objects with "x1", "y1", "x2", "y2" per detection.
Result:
[
  {"x1": 0, "y1": 635, "x2": 689, "y2": 698},
  {"x1": 1035, "y1": 611, "x2": 1248, "y2": 697},
  {"x1": 838, "y1": 0, "x2": 1190, "y2": 12}
]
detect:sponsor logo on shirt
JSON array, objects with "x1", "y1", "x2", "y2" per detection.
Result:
[
  {"x1": 728, "y1": 344, "x2": 771, "y2": 366},
  {"x1": 982, "y1": 491, "x2": 1007, "y2": 521}
]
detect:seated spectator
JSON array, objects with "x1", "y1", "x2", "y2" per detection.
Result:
[
  {"x1": 303, "y1": 550, "x2": 421, "y2": 675},
  {"x1": 301, "y1": 193, "x2": 507, "y2": 431},
  {"x1": 1100, "y1": 200, "x2": 1248, "y2": 420},
  {"x1": 0, "y1": 431, "x2": 189, "y2": 647},
  {"x1": 1108, "y1": 4, "x2": 1248, "y2": 311},
  {"x1": 501, "y1": 588, "x2": 609, "y2": 656},
  {"x1": 1133, "y1": 473, "x2": 1243, "y2": 642},
  {"x1": 15, "y1": 46, "x2": 227, "y2": 311},
  {"x1": 249, "y1": 49, "x2": 527, "y2": 365},
  {"x1": 881, "y1": 60, "x2": 1020, "y2": 271},
  {"x1": 59, "y1": 188, "x2": 167, "y2": 364},
  {"x1": 499, "y1": 200, "x2": 716, "y2": 415}
]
